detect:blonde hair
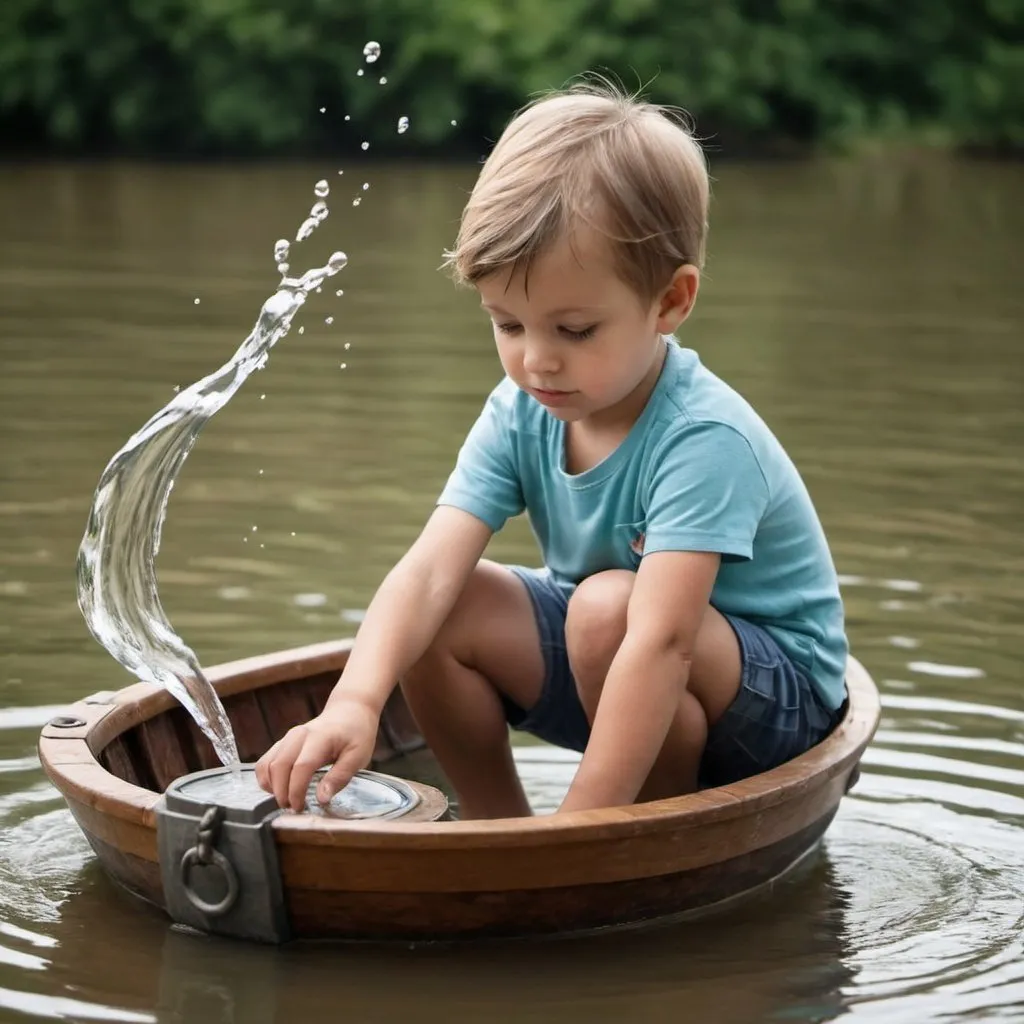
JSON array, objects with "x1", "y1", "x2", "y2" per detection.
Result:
[{"x1": 446, "y1": 80, "x2": 709, "y2": 302}]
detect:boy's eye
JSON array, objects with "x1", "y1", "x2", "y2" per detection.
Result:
[
  {"x1": 560, "y1": 324, "x2": 597, "y2": 341},
  {"x1": 495, "y1": 322, "x2": 522, "y2": 335}
]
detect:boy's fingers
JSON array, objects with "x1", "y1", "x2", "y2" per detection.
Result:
[
  {"x1": 316, "y1": 747, "x2": 365, "y2": 805},
  {"x1": 253, "y1": 738, "x2": 283, "y2": 790},
  {"x1": 287, "y1": 739, "x2": 335, "y2": 812},
  {"x1": 266, "y1": 729, "x2": 307, "y2": 810}
]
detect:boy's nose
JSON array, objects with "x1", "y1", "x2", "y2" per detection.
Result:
[{"x1": 522, "y1": 336, "x2": 560, "y2": 375}]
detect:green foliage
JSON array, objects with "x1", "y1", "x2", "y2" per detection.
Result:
[{"x1": 1, "y1": 0, "x2": 1021, "y2": 154}]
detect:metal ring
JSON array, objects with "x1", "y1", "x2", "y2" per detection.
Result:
[{"x1": 179, "y1": 846, "x2": 239, "y2": 917}]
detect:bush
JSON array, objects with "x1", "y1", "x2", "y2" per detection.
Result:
[{"x1": 1, "y1": 0, "x2": 1021, "y2": 155}]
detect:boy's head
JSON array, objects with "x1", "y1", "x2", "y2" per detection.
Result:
[{"x1": 448, "y1": 80, "x2": 709, "y2": 305}]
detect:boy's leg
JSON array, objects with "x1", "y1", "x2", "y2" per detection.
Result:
[
  {"x1": 565, "y1": 569, "x2": 742, "y2": 801},
  {"x1": 400, "y1": 559, "x2": 546, "y2": 819}
]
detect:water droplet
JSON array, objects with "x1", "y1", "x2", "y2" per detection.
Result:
[
  {"x1": 327, "y1": 252, "x2": 348, "y2": 273},
  {"x1": 314, "y1": 179, "x2": 330, "y2": 198},
  {"x1": 316, "y1": 286, "x2": 322, "y2": 294},
  {"x1": 344, "y1": 342, "x2": 351, "y2": 349},
  {"x1": 451, "y1": 119, "x2": 458, "y2": 126},
  {"x1": 172, "y1": 384, "x2": 181, "y2": 393},
  {"x1": 325, "y1": 316, "x2": 334, "y2": 325},
  {"x1": 274, "y1": 239, "x2": 290, "y2": 262},
  {"x1": 260, "y1": 543, "x2": 265, "y2": 549},
  {"x1": 260, "y1": 393, "x2": 266, "y2": 400},
  {"x1": 290, "y1": 531, "x2": 296, "y2": 537},
  {"x1": 357, "y1": 69, "x2": 365, "y2": 77},
  {"x1": 362, "y1": 182, "x2": 370, "y2": 190},
  {"x1": 397, "y1": 116, "x2": 410, "y2": 134},
  {"x1": 298, "y1": 325, "x2": 305, "y2": 335},
  {"x1": 352, "y1": 197, "x2": 362, "y2": 207},
  {"x1": 344, "y1": 115, "x2": 351, "y2": 122},
  {"x1": 194, "y1": 297, "x2": 201, "y2": 305},
  {"x1": 277, "y1": 262, "x2": 289, "y2": 274},
  {"x1": 252, "y1": 525, "x2": 258, "y2": 532},
  {"x1": 337, "y1": 168, "x2": 344, "y2": 175},
  {"x1": 361, "y1": 141, "x2": 370, "y2": 151},
  {"x1": 319, "y1": 106, "x2": 326, "y2": 114},
  {"x1": 336, "y1": 289, "x2": 344, "y2": 296},
  {"x1": 363, "y1": 41, "x2": 381, "y2": 63},
  {"x1": 340, "y1": 363, "x2": 347, "y2": 370},
  {"x1": 243, "y1": 537, "x2": 248, "y2": 543},
  {"x1": 311, "y1": 200, "x2": 329, "y2": 221},
  {"x1": 258, "y1": 469, "x2": 264, "y2": 475},
  {"x1": 379, "y1": 76, "x2": 387, "y2": 85}
]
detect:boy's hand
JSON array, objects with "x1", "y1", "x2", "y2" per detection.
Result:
[{"x1": 254, "y1": 697, "x2": 379, "y2": 812}]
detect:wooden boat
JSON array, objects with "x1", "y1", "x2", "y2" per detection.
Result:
[{"x1": 39, "y1": 639, "x2": 880, "y2": 941}]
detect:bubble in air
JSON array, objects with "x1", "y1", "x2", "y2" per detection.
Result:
[
  {"x1": 363, "y1": 41, "x2": 381, "y2": 63},
  {"x1": 314, "y1": 179, "x2": 330, "y2": 198},
  {"x1": 397, "y1": 116, "x2": 410, "y2": 134}
]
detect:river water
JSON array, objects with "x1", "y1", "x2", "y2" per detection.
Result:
[{"x1": 0, "y1": 157, "x2": 1021, "y2": 1022}]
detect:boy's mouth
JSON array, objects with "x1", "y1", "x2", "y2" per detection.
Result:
[{"x1": 530, "y1": 386, "x2": 577, "y2": 406}]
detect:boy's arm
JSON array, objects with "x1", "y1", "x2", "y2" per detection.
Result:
[
  {"x1": 257, "y1": 504, "x2": 492, "y2": 810},
  {"x1": 558, "y1": 550, "x2": 720, "y2": 814}
]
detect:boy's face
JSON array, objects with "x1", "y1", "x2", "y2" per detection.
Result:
[{"x1": 477, "y1": 226, "x2": 697, "y2": 427}]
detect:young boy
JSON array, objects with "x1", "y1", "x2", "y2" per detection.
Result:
[{"x1": 256, "y1": 83, "x2": 848, "y2": 819}]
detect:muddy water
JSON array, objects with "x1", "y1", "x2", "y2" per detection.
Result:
[{"x1": 0, "y1": 157, "x2": 1021, "y2": 1022}]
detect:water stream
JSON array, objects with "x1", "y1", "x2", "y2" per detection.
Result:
[{"x1": 74, "y1": 190, "x2": 348, "y2": 767}]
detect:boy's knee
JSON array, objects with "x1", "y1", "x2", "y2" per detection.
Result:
[
  {"x1": 409, "y1": 560, "x2": 516, "y2": 668},
  {"x1": 565, "y1": 570, "x2": 633, "y2": 680}
]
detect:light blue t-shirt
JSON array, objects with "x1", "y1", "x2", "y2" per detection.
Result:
[{"x1": 438, "y1": 339, "x2": 848, "y2": 710}]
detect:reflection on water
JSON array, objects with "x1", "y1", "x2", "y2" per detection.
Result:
[{"x1": 0, "y1": 156, "x2": 1022, "y2": 1021}]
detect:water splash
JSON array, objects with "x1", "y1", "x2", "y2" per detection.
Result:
[{"x1": 76, "y1": 211, "x2": 349, "y2": 766}]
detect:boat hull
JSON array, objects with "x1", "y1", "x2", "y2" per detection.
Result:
[{"x1": 39, "y1": 641, "x2": 879, "y2": 941}]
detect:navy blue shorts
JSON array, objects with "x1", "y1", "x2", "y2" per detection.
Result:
[{"x1": 503, "y1": 566, "x2": 845, "y2": 789}]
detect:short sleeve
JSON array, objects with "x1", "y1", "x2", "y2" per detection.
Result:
[
  {"x1": 643, "y1": 422, "x2": 770, "y2": 561},
  {"x1": 436, "y1": 382, "x2": 525, "y2": 532}
]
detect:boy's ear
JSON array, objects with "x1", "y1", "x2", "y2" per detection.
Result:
[{"x1": 655, "y1": 264, "x2": 700, "y2": 334}]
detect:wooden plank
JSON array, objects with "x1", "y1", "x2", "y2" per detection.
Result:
[
  {"x1": 273, "y1": 771, "x2": 848, "y2": 893},
  {"x1": 285, "y1": 815, "x2": 833, "y2": 940},
  {"x1": 137, "y1": 717, "x2": 193, "y2": 792},
  {"x1": 224, "y1": 690, "x2": 274, "y2": 763},
  {"x1": 257, "y1": 681, "x2": 317, "y2": 744},
  {"x1": 302, "y1": 671, "x2": 341, "y2": 716},
  {"x1": 99, "y1": 736, "x2": 145, "y2": 788}
]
